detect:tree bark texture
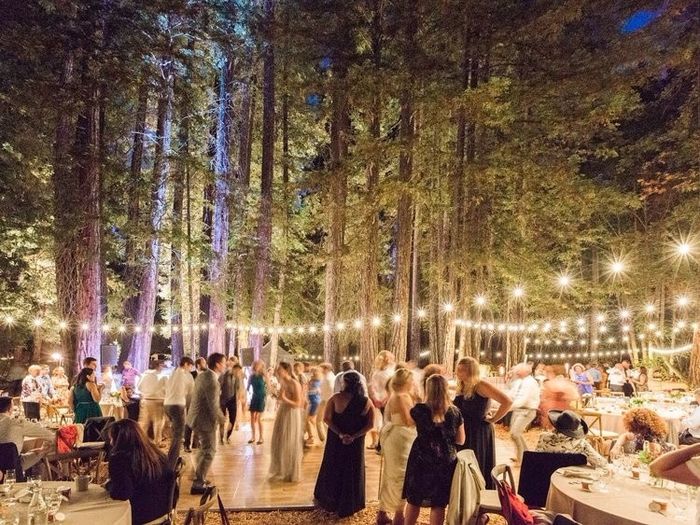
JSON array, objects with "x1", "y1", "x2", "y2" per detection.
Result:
[
  {"x1": 250, "y1": 0, "x2": 276, "y2": 357},
  {"x1": 127, "y1": 57, "x2": 174, "y2": 371},
  {"x1": 53, "y1": 50, "x2": 103, "y2": 374},
  {"x1": 207, "y1": 55, "x2": 234, "y2": 357}
]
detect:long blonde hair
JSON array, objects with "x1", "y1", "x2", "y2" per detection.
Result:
[
  {"x1": 456, "y1": 357, "x2": 480, "y2": 398},
  {"x1": 425, "y1": 374, "x2": 451, "y2": 423},
  {"x1": 374, "y1": 350, "x2": 394, "y2": 371},
  {"x1": 390, "y1": 368, "x2": 413, "y2": 393}
]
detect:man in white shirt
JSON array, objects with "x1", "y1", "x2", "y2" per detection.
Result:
[
  {"x1": 607, "y1": 363, "x2": 627, "y2": 393},
  {"x1": 138, "y1": 360, "x2": 167, "y2": 446},
  {"x1": 333, "y1": 360, "x2": 368, "y2": 395},
  {"x1": 316, "y1": 363, "x2": 336, "y2": 442},
  {"x1": 164, "y1": 357, "x2": 195, "y2": 465},
  {"x1": 20, "y1": 366, "x2": 43, "y2": 420},
  {"x1": 508, "y1": 363, "x2": 541, "y2": 463},
  {"x1": 0, "y1": 397, "x2": 54, "y2": 471}
]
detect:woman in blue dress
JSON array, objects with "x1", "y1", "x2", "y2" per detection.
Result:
[{"x1": 247, "y1": 360, "x2": 267, "y2": 444}]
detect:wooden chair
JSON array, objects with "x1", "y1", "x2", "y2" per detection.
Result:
[
  {"x1": 142, "y1": 458, "x2": 183, "y2": 525},
  {"x1": 183, "y1": 486, "x2": 218, "y2": 525},
  {"x1": 578, "y1": 409, "x2": 619, "y2": 456}
]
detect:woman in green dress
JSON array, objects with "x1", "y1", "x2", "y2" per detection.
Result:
[
  {"x1": 69, "y1": 367, "x2": 103, "y2": 424},
  {"x1": 247, "y1": 360, "x2": 267, "y2": 445}
]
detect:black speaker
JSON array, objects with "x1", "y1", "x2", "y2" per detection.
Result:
[{"x1": 101, "y1": 344, "x2": 119, "y2": 366}]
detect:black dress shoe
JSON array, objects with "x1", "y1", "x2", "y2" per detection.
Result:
[{"x1": 190, "y1": 484, "x2": 206, "y2": 495}]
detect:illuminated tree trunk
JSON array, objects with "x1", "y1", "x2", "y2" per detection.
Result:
[
  {"x1": 53, "y1": 49, "x2": 103, "y2": 374},
  {"x1": 249, "y1": 0, "x2": 276, "y2": 357},
  {"x1": 360, "y1": 0, "x2": 382, "y2": 375},
  {"x1": 207, "y1": 55, "x2": 234, "y2": 357},
  {"x1": 127, "y1": 54, "x2": 173, "y2": 371},
  {"x1": 689, "y1": 329, "x2": 700, "y2": 387}
]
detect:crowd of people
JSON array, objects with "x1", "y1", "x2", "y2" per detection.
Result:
[{"x1": 3, "y1": 351, "x2": 700, "y2": 525}]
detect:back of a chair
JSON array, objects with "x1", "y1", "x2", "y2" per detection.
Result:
[
  {"x1": 83, "y1": 416, "x2": 115, "y2": 442},
  {"x1": 518, "y1": 451, "x2": 587, "y2": 508},
  {"x1": 553, "y1": 513, "x2": 583, "y2": 525},
  {"x1": 0, "y1": 442, "x2": 22, "y2": 481},
  {"x1": 183, "y1": 486, "x2": 218, "y2": 525},
  {"x1": 169, "y1": 457, "x2": 184, "y2": 513},
  {"x1": 494, "y1": 471, "x2": 535, "y2": 525},
  {"x1": 491, "y1": 464, "x2": 516, "y2": 490}
]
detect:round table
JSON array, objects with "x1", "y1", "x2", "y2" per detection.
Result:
[
  {"x1": 547, "y1": 467, "x2": 695, "y2": 525},
  {"x1": 4, "y1": 481, "x2": 131, "y2": 525},
  {"x1": 585, "y1": 405, "x2": 686, "y2": 446}
]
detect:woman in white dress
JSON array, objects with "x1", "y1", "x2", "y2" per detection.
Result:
[
  {"x1": 368, "y1": 351, "x2": 396, "y2": 449},
  {"x1": 377, "y1": 368, "x2": 417, "y2": 525},
  {"x1": 269, "y1": 362, "x2": 305, "y2": 482},
  {"x1": 99, "y1": 365, "x2": 118, "y2": 418}
]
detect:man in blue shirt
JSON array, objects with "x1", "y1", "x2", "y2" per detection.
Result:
[{"x1": 586, "y1": 363, "x2": 602, "y2": 390}]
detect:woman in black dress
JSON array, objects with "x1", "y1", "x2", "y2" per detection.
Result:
[
  {"x1": 453, "y1": 357, "x2": 512, "y2": 489},
  {"x1": 314, "y1": 371, "x2": 374, "y2": 517},
  {"x1": 403, "y1": 374, "x2": 466, "y2": 525}
]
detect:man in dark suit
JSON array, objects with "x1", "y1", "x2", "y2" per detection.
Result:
[{"x1": 188, "y1": 353, "x2": 226, "y2": 494}]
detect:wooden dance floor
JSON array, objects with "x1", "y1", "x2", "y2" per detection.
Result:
[{"x1": 176, "y1": 413, "x2": 522, "y2": 511}]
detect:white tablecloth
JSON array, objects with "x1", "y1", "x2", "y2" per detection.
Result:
[
  {"x1": 9, "y1": 481, "x2": 131, "y2": 525},
  {"x1": 547, "y1": 467, "x2": 694, "y2": 525}
]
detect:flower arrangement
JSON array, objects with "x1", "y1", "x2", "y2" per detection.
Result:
[{"x1": 629, "y1": 397, "x2": 646, "y2": 407}]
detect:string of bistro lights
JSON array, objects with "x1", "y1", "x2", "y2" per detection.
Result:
[{"x1": 1, "y1": 240, "x2": 697, "y2": 364}]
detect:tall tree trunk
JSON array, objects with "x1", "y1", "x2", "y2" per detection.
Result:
[
  {"x1": 391, "y1": 92, "x2": 414, "y2": 363},
  {"x1": 689, "y1": 328, "x2": 700, "y2": 387},
  {"x1": 207, "y1": 55, "x2": 234, "y2": 357},
  {"x1": 270, "y1": 53, "x2": 291, "y2": 367},
  {"x1": 127, "y1": 53, "x2": 174, "y2": 371},
  {"x1": 249, "y1": 0, "x2": 276, "y2": 357},
  {"x1": 120, "y1": 77, "x2": 149, "y2": 363},
  {"x1": 409, "y1": 205, "x2": 421, "y2": 361},
  {"x1": 359, "y1": 0, "x2": 383, "y2": 375},
  {"x1": 391, "y1": 1, "x2": 417, "y2": 363},
  {"x1": 323, "y1": 78, "x2": 349, "y2": 366},
  {"x1": 54, "y1": 49, "x2": 103, "y2": 373},
  {"x1": 170, "y1": 104, "x2": 188, "y2": 364}
]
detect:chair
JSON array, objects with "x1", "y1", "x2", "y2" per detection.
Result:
[
  {"x1": 577, "y1": 410, "x2": 618, "y2": 456},
  {"x1": 553, "y1": 514, "x2": 582, "y2": 525},
  {"x1": 0, "y1": 442, "x2": 23, "y2": 482},
  {"x1": 518, "y1": 452, "x2": 587, "y2": 508},
  {"x1": 183, "y1": 486, "x2": 218, "y2": 525},
  {"x1": 474, "y1": 464, "x2": 512, "y2": 524},
  {"x1": 83, "y1": 416, "x2": 115, "y2": 442}
]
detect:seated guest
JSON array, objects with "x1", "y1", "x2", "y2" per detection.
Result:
[
  {"x1": 649, "y1": 443, "x2": 700, "y2": 497},
  {"x1": 569, "y1": 363, "x2": 594, "y2": 396},
  {"x1": 610, "y1": 407, "x2": 674, "y2": 457},
  {"x1": 679, "y1": 389, "x2": 700, "y2": 445},
  {"x1": 105, "y1": 419, "x2": 174, "y2": 525},
  {"x1": 51, "y1": 367, "x2": 70, "y2": 404},
  {"x1": 536, "y1": 410, "x2": 607, "y2": 469},
  {"x1": 0, "y1": 396, "x2": 54, "y2": 471},
  {"x1": 630, "y1": 366, "x2": 649, "y2": 393}
]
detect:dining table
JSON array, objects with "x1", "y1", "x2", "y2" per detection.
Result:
[
  {"x1": 1, "y1": 481, "x2": 131, "y2": 524},
  {"x1": 547, "y1": 466, "x2": 696, "y2": 525}
]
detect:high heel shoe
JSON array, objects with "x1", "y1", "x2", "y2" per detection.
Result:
[{"x1": 247, "y1": 439, "x2": 255, "y2": 444}]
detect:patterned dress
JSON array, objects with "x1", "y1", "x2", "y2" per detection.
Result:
[{"x1": 402, "y1": 403, "x2": 463, "y2": 508}]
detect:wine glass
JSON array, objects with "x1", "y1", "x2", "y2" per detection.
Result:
[
  {"x1": 594, "y1": 467, "x2": 613, "y2": 492},
  {"x1": 3, "y1": 472, "x2": 15, "y2": 494},
  {"x1": 671, "y1": 482, "x2": 690, "y2": 518}
]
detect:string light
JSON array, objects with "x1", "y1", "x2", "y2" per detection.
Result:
[
  {"x1": 512, "y1": 286, "x2": 525, "y2": 298},
  {"x1": 58, "y1": 321, "x2": 68, "y2": 331},
  {"x1": 32, "y1": 318, "x2": 43, "y2": 328},
  {"x1": 353, "y1": 319, "x2": 363, "y2": 330},
  {"x1": 392, "y1": 313, "x2": 402, "y2": 323},
  {"x1": 474, "y1": 294, "x2": 487, "y2": 307},
  {"x1": 557, "y1": 273, "x2": 572, "y2": 288},
  {"x1": 677, "y1": 295, "x2": 691, "y2": 308},
  {"x1": 416, "y1": 308, "x2": 427, "y2": 318},
  {"x1": 442, "y1": 303, "x2": 454, "y2": 313},
  {"x1": 645, "y1": 303, "x2": 656, "y2": 314},
  {"x1": 371, "y1": 316, "x2": 382, "y2": 327},
  {"x1": 619, "y1": 309, "x2": 631, "y2": 320}
]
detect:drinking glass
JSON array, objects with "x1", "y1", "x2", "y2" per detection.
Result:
[
  {"x1": 594, "y1": 468, "x2": 612, "y2": 492},
  {"x1": 671, "y1": 483, "x2": 690, "y2": 518},
  {"x1": 43, "y1": 489, "x2": 62, "y2": 520},
  {"x1": 3, "y1": 472, "x2": 15, "y2": 494},
  {"x1": 25, "y1": 475, "x2": 41, "y2": 490}
]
